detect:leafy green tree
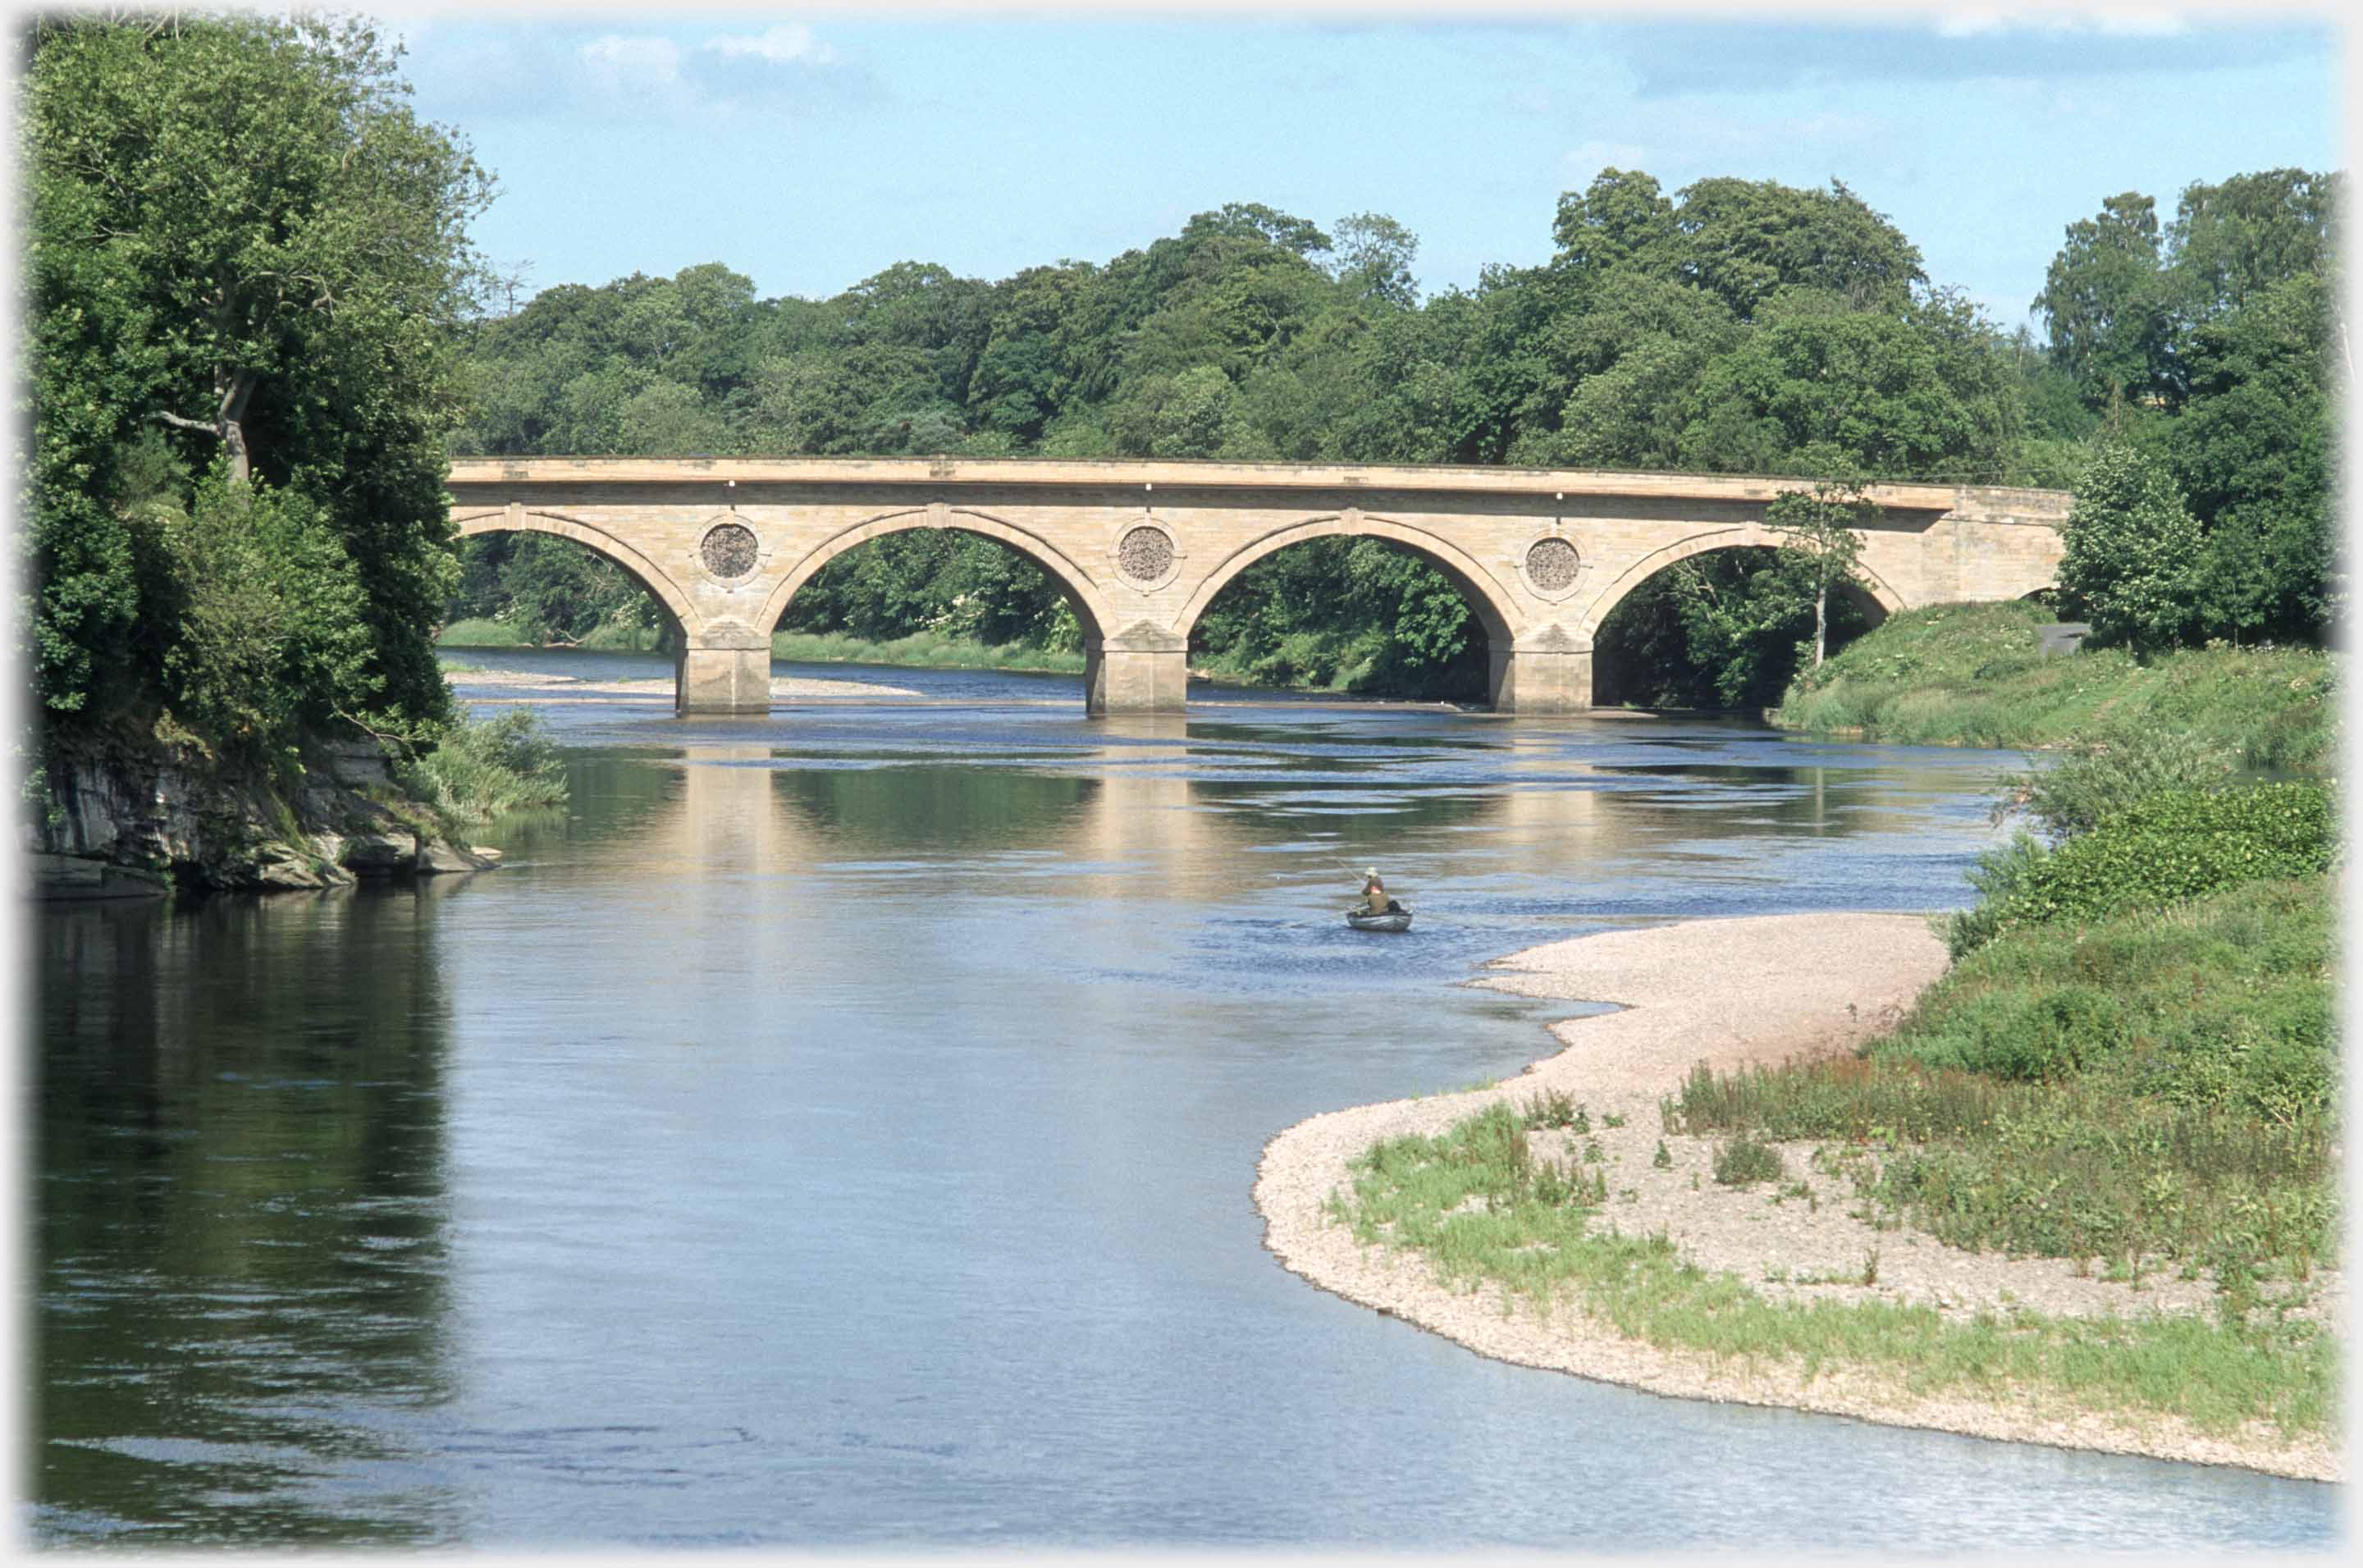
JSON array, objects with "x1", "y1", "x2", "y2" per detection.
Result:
[
  {"x1": 158, "y1": 464, "x2": 379, "y2": 757},
  {"x1": 1766, "y1": 480, "x2": 1873, "y2": 667},
  {"x1": 2169, "y1": 272, "x2": 2338, "y2": 644},
  {"x1": 2033, "y1": 193, "x2": 2175, "y2": 408},
  {"x1": 1671, "y1": 176, "x2": 1926, "y2": 320},
  {"x1": 28, "y1": 11, "x2": 492, "y2": 737},
  {"x1": 2058, "y1": 444, "x2": 2206, "y2": 651},
  {"x1": 1328, "y1": 212, "x2": 1421, "y2": 308},
  {"x1": 1675, "y1": 293, "x2": 2020, "y2": 480},
  {"x1": 2166, "y1": 168, "x2": 2341, "y2": 323},
  {"x1": 1552, "y1": 168, "x2": 1684, "y2": 277}
]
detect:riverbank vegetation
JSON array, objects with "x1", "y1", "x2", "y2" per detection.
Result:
[
  {"x1": 395, "y1": 712, "x2": 569, "y2": 825},
  {"x1": 1329, "y1": 1097, "x2": 2333, "y2": 1438},
  {"x1": 442, "y1": 163, "x2": 2336, "y2": 707},
  {"x1": 1328, "y1": 717, "x2": 2340, "y2": 1445},
  {"x1": 1773, "y1": 601, "x2": 2336, "y2": 768},
  {"x1": 23, "y1": 13, "x2": 564, "y2": 868}
]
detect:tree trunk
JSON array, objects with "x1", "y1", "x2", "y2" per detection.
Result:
[
  {"x1": 216, "y1": 366, "x2": 255, "y2": 486},
  {"x1": 1813, "y1": 583, "x2": 1827, "y2": 667},
  {"x1": 157, "y1": 365, "x2": 257, "y2": 484}
]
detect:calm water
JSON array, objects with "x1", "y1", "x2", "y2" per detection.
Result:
[{"x1": 30, "y1": 653, "x2": 2344, "y2": 1548}]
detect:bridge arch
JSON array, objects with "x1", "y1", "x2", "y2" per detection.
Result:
[
  {"x1": 756, "y1": 506, "x2": 1116, "y2": 643},
  {"x1": 1175, "y1": 514, "x2": 1523, "y2": 647},
  {"x1": 1575, "y1": 525, "x2": 1904, "y2": 646},
  {"x1": 452, "y1": 508, "x2": 700, "y2": 634}
]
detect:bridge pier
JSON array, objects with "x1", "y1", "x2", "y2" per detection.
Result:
[
  {"x1": 1492, "y1": 630, "x2": 1593, "y2": 715},
  {"x1": 1086, "y1": 625, "x2": 1189, "y2": 715},
  {"x1": 676, "y1": 626, "x2": 773, "y2": 716}
]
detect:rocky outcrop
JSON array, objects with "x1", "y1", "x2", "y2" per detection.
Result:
[{"x1": 25, "y1": 729, "x2": 501, "y2": 900}]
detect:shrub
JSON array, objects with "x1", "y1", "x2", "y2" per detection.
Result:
[
  {"x1": 159, "y1": 468, "x2": 379, "y2": 758},
  {"x1": 2004, "y1": 728, "x2": 2239, "y2": 843},
  {"x1": 1713, "y1": 1134, "x2": 1785, "y2": 1187},
  {"x1": 397, "y1": 711, "x2": 568, "y2": 823},
  {"x1": 1983, "y1": 783, "x2": 2331, "y2": 939}
]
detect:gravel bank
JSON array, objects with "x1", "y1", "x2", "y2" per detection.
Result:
[
  {"x1": 439, "y1": 665, "x2": 922, "y2": 699},
  {"x1": 1252, "y1": 912, "x2": 2341, "y2": 1483}
]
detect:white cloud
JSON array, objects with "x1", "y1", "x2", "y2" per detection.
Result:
[
  {"x1": 578, "y1": 35, "x2": 684, "y2": 98},
  {"x1": 538, "y1": 25, "x2": 859, "y2": 119},
  {"x1": 1936, "y1": 8, "x2": 2188, "y2": 42},
  {"x1": 704, "y1": 24, "x2": 838, "y2": 67}
]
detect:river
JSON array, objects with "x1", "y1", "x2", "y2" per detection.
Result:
[{"x1": 29, "y1": 650, "x2": 2341, "y2": 1548}]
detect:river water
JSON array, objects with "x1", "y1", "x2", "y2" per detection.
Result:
[{"x1": 30, "y1": 651, "x2": 2342, "y2": 1548}]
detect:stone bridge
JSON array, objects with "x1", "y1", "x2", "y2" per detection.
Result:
[{"x1": 444, "y1": 457, "x2": 2070, "y2": 715}]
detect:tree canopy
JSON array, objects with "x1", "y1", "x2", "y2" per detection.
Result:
[{"x1": 26, "y1": 10, "x2": 495, "y2": 749}]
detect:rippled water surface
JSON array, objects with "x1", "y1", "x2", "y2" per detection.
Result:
[{"x1": 31, "y1": 654, "x2": 2343, "y2": 1547}]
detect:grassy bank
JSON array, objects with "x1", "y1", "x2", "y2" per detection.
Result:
[
  {"x1": 435, "y1": 620, "x2": 1089, "y2": 674},
  {"x1": 437, "y1": 618, "x2": 670, "y2": 652},
  {"x1": 1326, "y1": 722, "x2": 2340, "y2": 1447},
  {"x1": 391, "y1": 711, "x2": 569, "y2": 828},
  {"x1": 1328, "y1": 1095, "x2": 2334, "y2": 1438},
  {"x1": 1774, "y1": 601, "x2": 2335, "y2": 770},
  {"x1": 767, "y1": 629, "x2": 1086, "y2": 674}
]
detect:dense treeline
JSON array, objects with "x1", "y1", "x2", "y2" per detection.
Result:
[
  {"x1": 25, "y1": 11, "x2": 491, "y2": 758},
  {"x1": 21, "y1": 7, "x2": 2337, "y2": 734},
  {"x1": 448, "y1": 166, "x2": 2339, "y2": 699}
]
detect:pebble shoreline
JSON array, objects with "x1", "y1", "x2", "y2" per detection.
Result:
[{"x1": 1252, "y1": 912, "x2": 2342, "y2": 1483}]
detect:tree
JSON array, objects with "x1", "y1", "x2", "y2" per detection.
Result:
[
  {"x1": 28, "y1": 11, "x2": 495, "y2": 739},
  {"x1": 2166, "y1": 168, "x2": 2340, "y2": 323},
  {"x1": 2058, "y1": 445, "x2": 2205, "y2": 651},
  {"x1": 1765, "y1": 481, "x2": 1873, "y2": 668},
  {"x1": 1328, "y1": 212, "x2": 1420, "y2": 309},
  {"x1": 2033, "y1": 193, "x2": 2175, "y2": 408},
  {"x1": 1671, "y1": 176, "x2": 1926, "y2": 321}
]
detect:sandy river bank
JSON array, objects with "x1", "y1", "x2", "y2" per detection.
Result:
[{"x1": 1252, "y1": 912, "x2": 2342, "y2": 1483}]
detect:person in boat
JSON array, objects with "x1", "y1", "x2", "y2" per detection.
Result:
[{"x1": 1360, "y1": 870, "x2": 1401, "y2": 917}]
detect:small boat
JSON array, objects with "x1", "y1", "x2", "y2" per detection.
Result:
[{"x1": 1346, "y1": 905, "x2": 1413, "y2": 933}]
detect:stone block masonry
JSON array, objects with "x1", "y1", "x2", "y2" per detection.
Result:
[{"x1": 445, "y1": 458, "x2": 2070, "y2": 716}]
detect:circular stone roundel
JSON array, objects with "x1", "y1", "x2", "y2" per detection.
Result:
[
  {"x1": 1117, "y1": 524, "x2": 1176, "y2": 585},
  {"x1": 1525, "y1": 536, "x2": 1581, "y2": 594},
  {"x1": 701, "y1": 522, "x2": 760, "y2": 579}
]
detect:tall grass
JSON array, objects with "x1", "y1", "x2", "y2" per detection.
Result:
[
  {"x1": 395, "y1": 711, "x2": 568, "y2": 825},
  {"x1": 1332, "y1": 1102, "x2": 2335, "y2": 1436},
  {"x1": 1775, "y1": 601, "x2": 2335, "y2": 770},
  {"x1": 436, "y1": 617, "x2": 532, "y2": 648},
  {"x1": 769, "y1": 628, "x2": 1086, "y2": 674},
  {"x1": 1668, "y1": 877, "x2": 2337, "y2": 1278}
]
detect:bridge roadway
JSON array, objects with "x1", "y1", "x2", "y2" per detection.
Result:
[{"x1": 444, "y1": 456, "x2": 2071, "y2": 715}]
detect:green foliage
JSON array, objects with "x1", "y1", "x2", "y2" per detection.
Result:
[
  {"x1": 2004, "y1": 728, "x2": 2239, "y2": 843},
  {"x1": 1190, "y1": 537, "x2": 1488, "y2": 698},
  {"x1": 766, "y1": 628, "x2": 1087, "y2": 675},
  {"x1": 27, "y1": 11, "x2": 482, "y2": 745},
  {"x1": 437, "y1": 162, "x2": 2329, "y2": 688},
  {"x1": 1594, "y1": 548, "x2": 1877, "y2": 708},
  {"x1": 1973, "y1": 784, "x2": 2331, "y2": 941},
  {"x1": 157, "y1": 466, "x2": 381, "y2": 759},
  {"x1": 1712, "y1": 1135, "x2": 1786, "y2": 1188},
  {"x1": 1765, "y1": 478, "x2": 1872, "y2": 667},
  {"x1": 1341, "y1": 1085, "x2": 2334, "y2": 1436},
  {"x1": 449, "y1": 533, "x2": 676, "y2": 647},
  {"x1": 2058, "y1": 446, "x2": 2205, "y2": 651},
  {"x1": 1776, "y1": 601, "x2": 2334, "y2": 769},
  {"x1": 1673, "y1": 876, "x2": 2336, "y2": 1279},
  {"x1": 2032, "y1": 193, "x2": 2175, "y2": 407},
  {"x1": 2028, "y1": 171, "x2": 2338, "y2": 647},
  {"x1": 395, "y1": 711, "x2": 568, "y2": 825}
]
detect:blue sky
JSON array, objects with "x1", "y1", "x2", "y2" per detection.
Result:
[{"x1": 386, "y1": 4, "x2": 2347, "y2": 332}]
